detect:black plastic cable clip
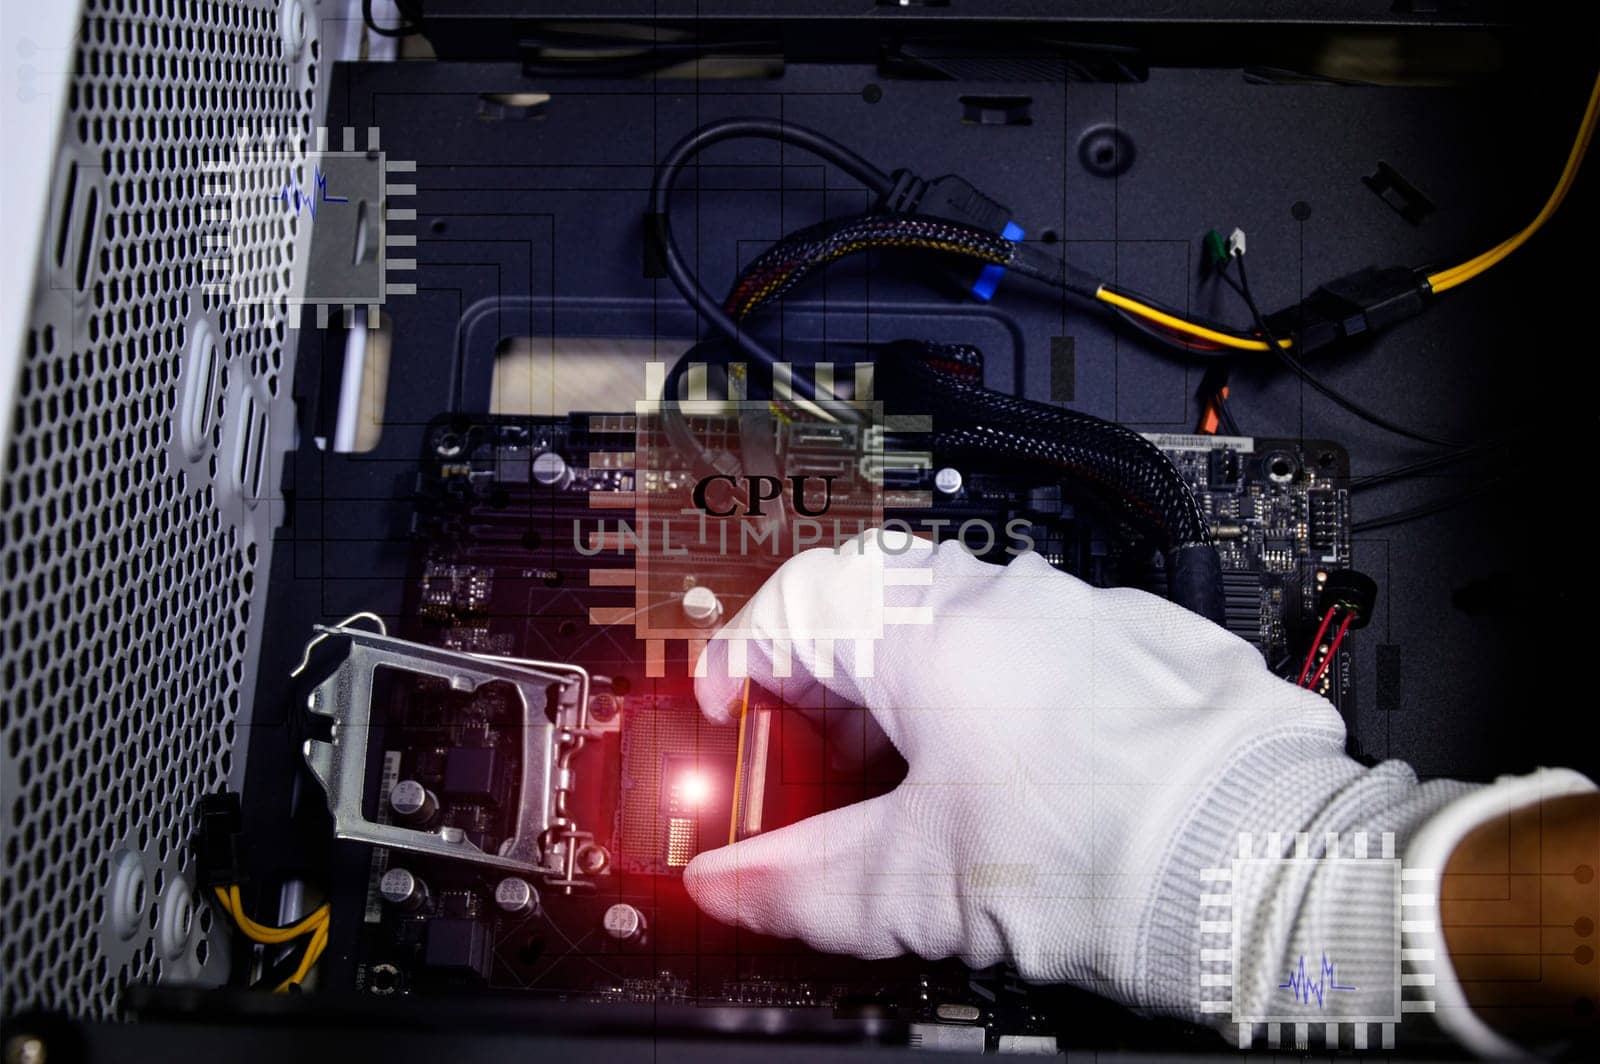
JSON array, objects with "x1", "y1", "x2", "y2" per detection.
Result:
[
  {"x1": 1267, "y1": 266, "x2": 1433, "y2": 355},
  {"x1": 193, "y1": 791, "x2": 247, "y2": 889}
]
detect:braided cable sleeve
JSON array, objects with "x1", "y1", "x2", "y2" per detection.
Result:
[
  {"x1": 875, "y1": 343, "x2": 1211, "y2": 551},
  {"x1": 726, "y1": 213, "x2": 1016, "y2": 318}
]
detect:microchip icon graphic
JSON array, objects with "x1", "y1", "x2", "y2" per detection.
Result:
[
  {"x1": 1199, "y1": 831, "x2": 1437, "y2": 1052},
  {"x1": 205, "y1": 125, "x2": 415, "y2": 328},
  {"x1": 581, "y1": 361, "x2": 933, "y2": 679}
]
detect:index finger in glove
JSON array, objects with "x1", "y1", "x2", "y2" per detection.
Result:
[{"x1": 693, "y1": 528, "x2": 935, "y2": 725}]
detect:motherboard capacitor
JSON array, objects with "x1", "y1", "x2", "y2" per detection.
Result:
[
  {"x1": 379, "y1": 867, "x2": 428, "y2": 912},
  {"x1": 681, "y1": 585, "x2": 723, "y2": 628},
  {"x1": 603, "y1": 902, "x2": 647, "y2": 944},
  {"x1": 494, "y1": 877, "x2": 539, "y2": 916},
  {"x1": 388, "y1": 779, "x2": 439, "y2": 827},
  {"x1": 531, "y1": 450, "x2": 573, "y2": 489}
]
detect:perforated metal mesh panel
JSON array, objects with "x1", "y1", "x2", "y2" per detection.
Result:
[{"x1": 0, "y1": 0, "x2": 326, "y2": 1017}]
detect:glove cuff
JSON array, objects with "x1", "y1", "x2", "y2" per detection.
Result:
[{"x1": 1138, "y1": 723, "x2": 1479, "y2": 1031}]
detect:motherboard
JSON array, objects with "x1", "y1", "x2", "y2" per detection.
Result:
[
  {"x1": 314, "y1": 405, "x2": 1351, "y2": 1051},
  {"x1": 1138, "y1": 431, "x2": 1353, "y2": 698}
]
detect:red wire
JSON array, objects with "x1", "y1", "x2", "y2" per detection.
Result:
[
  {"x1": 1296, "y1": 606, "x2": 1339, "y2": 686},
  {"x1": 1306, "y1": 612, "x2": 1355, "y2": 691}
]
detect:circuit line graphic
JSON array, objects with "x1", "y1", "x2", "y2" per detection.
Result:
[
  {"x1": 1199, "y1": 830, "x2": 1436, "y2": 1051},
  {"x1": 1279, "y1": 952, "x2": 1358, "y2": 1008},
  {"x1": 279, "y1": 166, "x2": 348, "y2": 219}
]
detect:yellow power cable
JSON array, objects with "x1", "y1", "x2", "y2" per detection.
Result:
[
  {"x1": 1427, "y1": 68, "x2": 1600, "y2": 294},
  {"x1": 213, "y1": 885, "x2": 331, "y2": 992},
  {"x1": 274, "y1": 920, "x2": 330, "y2": 994},
  {"x1": 214, "y1": 886, "x2": 329, "y2": 944},
  {"x1": 1095, "y1": 287, "x2": 1292, "y2": 352},
  {"x1": 1103, "y1": 68, "x2": 1598, "y2": 340}
]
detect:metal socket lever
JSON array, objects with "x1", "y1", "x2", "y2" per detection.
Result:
[{"x1": 299, "y1": 623, "x2": 590, "y2": 878}]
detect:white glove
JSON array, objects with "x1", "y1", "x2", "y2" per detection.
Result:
[{"x1": 686, "y1": 530, "x2": 1508, "y2": 1031}]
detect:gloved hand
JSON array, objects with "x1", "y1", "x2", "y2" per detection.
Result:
[{"x1": 686, "y1": 530, "x2": 1502, "y2": 1029}]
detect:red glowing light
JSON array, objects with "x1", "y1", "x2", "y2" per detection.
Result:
[{"x1": 677, "y1": 771, "x2": 712, "y2": 805}]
